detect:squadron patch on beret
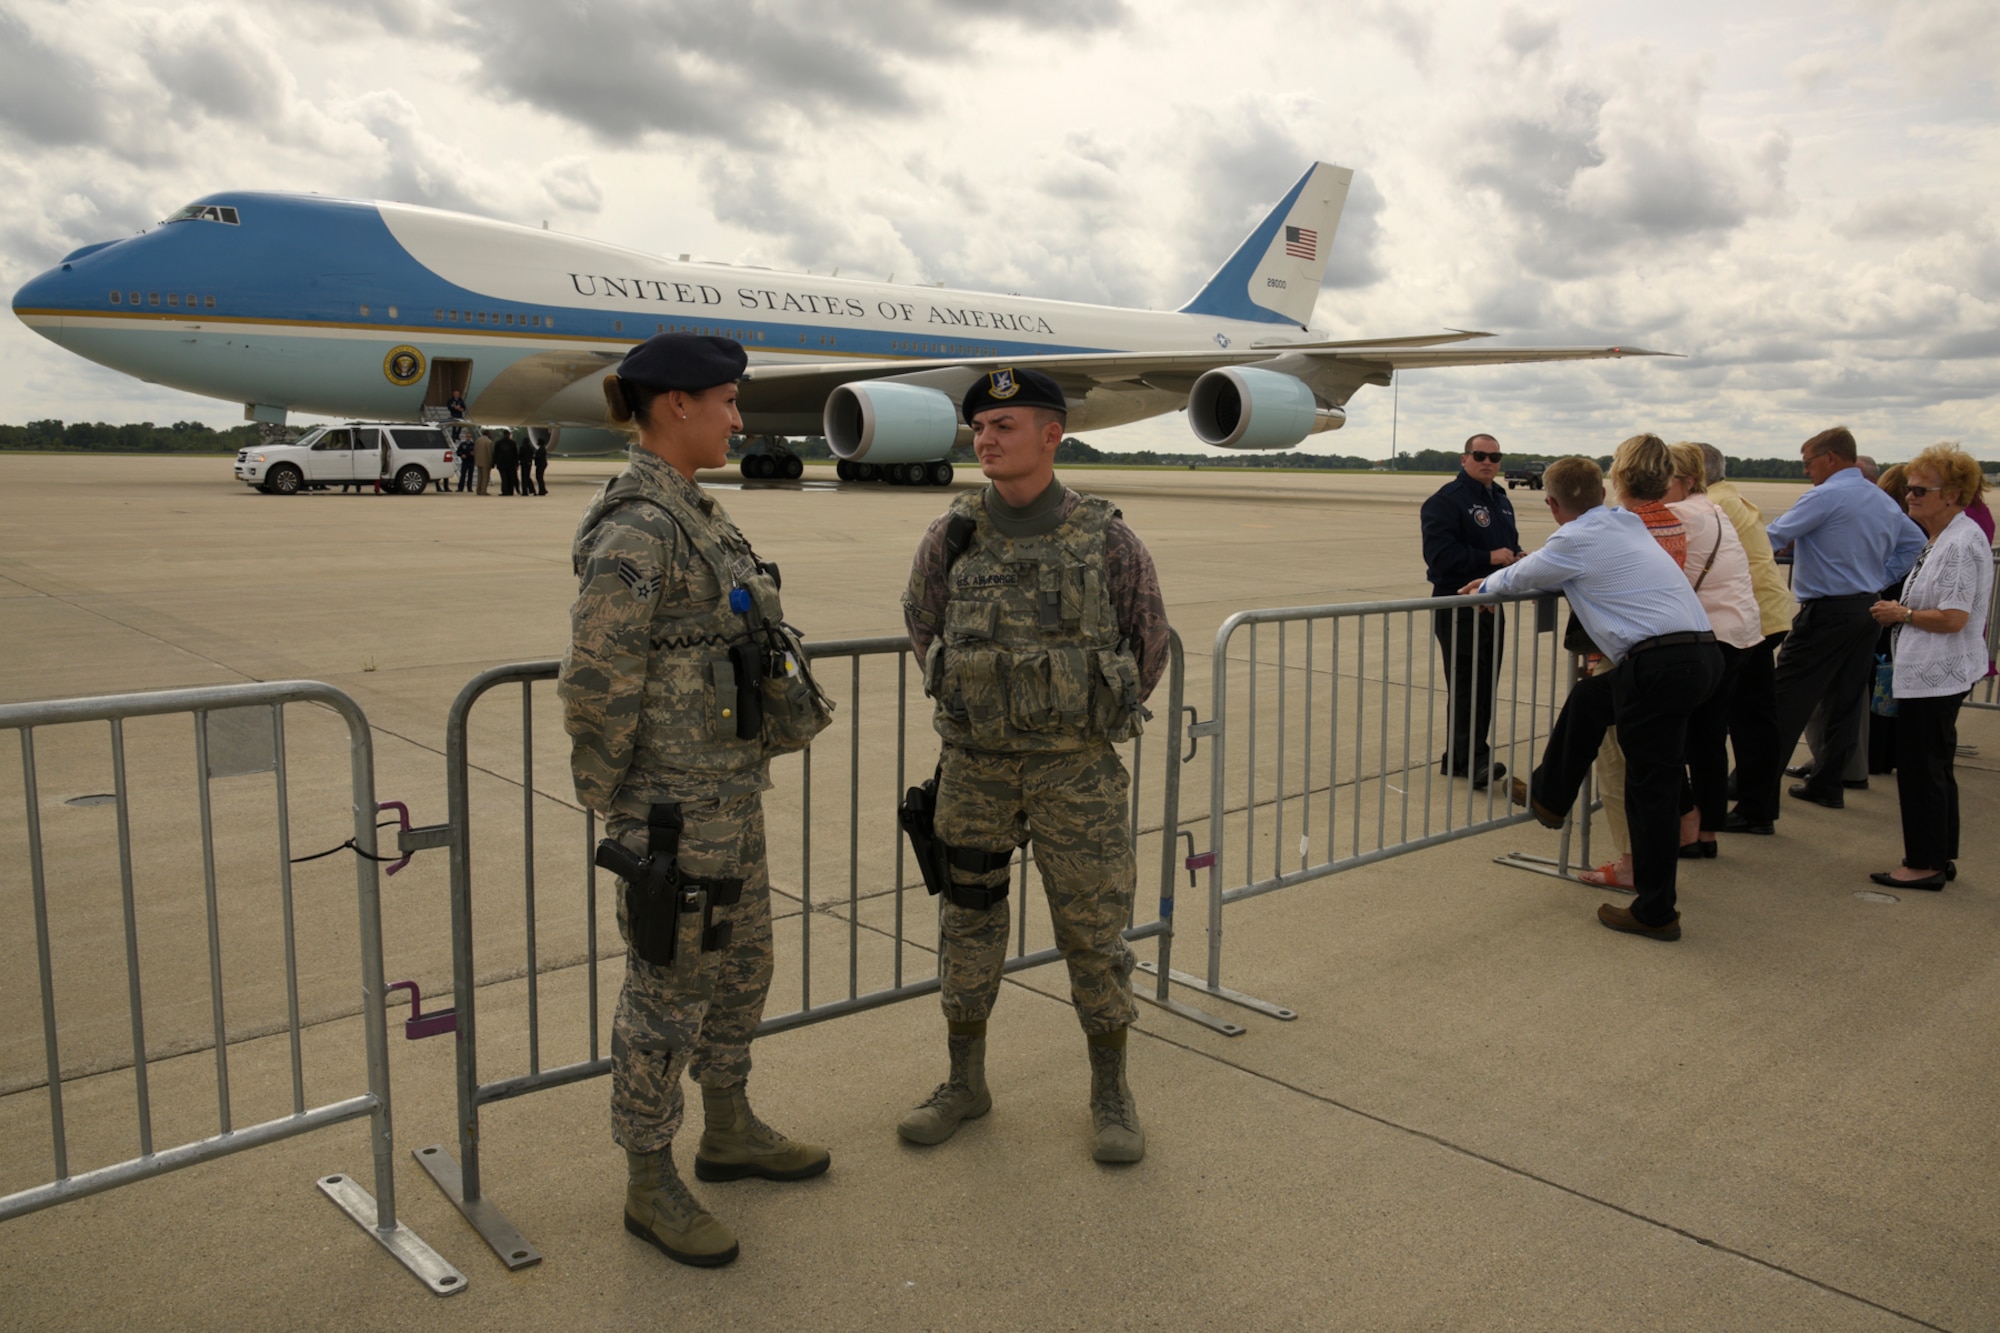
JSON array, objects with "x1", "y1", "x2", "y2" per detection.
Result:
[{"x1": 961, "y1": 365, "x2": 1068, "y2": 423}]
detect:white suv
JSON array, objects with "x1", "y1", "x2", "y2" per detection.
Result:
[{"x1": 235, "y1": 422, "x2": 456, "y2": 495}]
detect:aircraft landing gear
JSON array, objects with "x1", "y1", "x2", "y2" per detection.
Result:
[
  {"x1": 835, "y1": 459, "x2": 953, "y2": 486},
  {"x1": 738, "y1": 436, "x2": 805, "y2": 482}
]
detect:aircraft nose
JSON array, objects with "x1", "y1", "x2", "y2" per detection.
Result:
[{"x1": 13, "y1": 263, "x2": 71, "y2": 342}]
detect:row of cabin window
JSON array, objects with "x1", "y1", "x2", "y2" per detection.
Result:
[
  {"x1": 430, "y1": 308, "x2": 552, "y2": 328},
  {"x1": 891, "y1": 339, "x2": 997, "y2": 356},
  {"x1": 110, "y1": 292, "x2": 213, "y2": 308}
]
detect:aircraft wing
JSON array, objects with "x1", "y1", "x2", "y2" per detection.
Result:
[{"x1": 738, "y1": 339, "x2": 1675, "y2": 416}]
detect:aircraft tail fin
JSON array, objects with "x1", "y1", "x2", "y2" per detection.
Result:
[{"x1": 1179, "y1": 162, "x2": 1352, "y2": 328}]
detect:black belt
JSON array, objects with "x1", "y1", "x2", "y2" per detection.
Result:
[
  {"x1": 1802, "y1": 592, "x2": 1878, "y2": 605},
  {"x1": 1627, "y1": 630, "x2": 1715, "y2": 656}
]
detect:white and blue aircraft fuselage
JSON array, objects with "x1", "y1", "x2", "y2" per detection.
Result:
[{"x1": 12, "y1": 163, "x2": 1662, "y2": 482}]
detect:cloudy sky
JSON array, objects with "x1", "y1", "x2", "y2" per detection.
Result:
[{"x1": 2, "y1": 0, "x2": 1995, "y2": 462}]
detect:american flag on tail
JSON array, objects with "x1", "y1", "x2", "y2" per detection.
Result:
[{"x1": 1284, "y1": 225, "x2": 1317, "y2": 260}]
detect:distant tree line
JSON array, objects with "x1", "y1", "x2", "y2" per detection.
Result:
[{"x1": 0, "y1": 419, "x2": 263, "y2": 453}]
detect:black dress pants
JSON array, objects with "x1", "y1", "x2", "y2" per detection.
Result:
[
  {"x1": 1894, "y1": 690, "x2": 1967, "y2": 872},
  {"x1": 1532, "y1": 642, "x2": 1722, "y2": 926},
  {"x1": 1727, "y1": 630, "x2": 1783, "y2": 792},
  {"x1": 1684, "y1": 642, "x2": 1746, "y2": 832},
  {"x1": 1739, "y1": 596, "x2": 1878, "y2": 822},
  {"x1": 1433, "y1": 602, "x2": 1504, "y2": 773}
]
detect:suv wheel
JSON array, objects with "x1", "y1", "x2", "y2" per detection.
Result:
[
  {"x1": 267, "y1": 464, "x2": 303, "y2": 495},
  {"x1": 396, "y1": 465, "x2": 428, "y2": 495}
]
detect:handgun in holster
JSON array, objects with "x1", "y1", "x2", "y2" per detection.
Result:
[
  {"x1": 898, "y1": 767, "x2": 1016, "y2": 911},
  {"x1": 594, "y1": 803, "x2": 744, "y2": 967}
]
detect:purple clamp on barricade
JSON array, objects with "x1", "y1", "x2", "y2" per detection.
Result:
[
  {"x1": 377, "y1": 800, "x2": 415, "y2": 876},
  {"x1": 385, "y1": 980, "x2": 458, "y2": 1040}
]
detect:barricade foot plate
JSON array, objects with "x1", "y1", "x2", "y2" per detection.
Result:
[
  {"x1": 1137, "y1": 961, "x2": 1297, "y2": 1021},
  {"x1": 414, "y1": 1145, "x2": 543, "y2": 1270},
  {"x1": 1492, "y1": 852, "x2": 1638, "y2": 895},
  {"x1": 316, "y1": 1173, "x2": 468, "y2": 1295},
  {"x1": 1136, "y1": 989, "x2": 1246, "y2": 1037}
]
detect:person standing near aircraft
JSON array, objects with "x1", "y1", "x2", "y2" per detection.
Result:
[
  {"x1": 560, "y1": 334, "x2": 833, "y2": 1268},
  {"x1": 1420, "y1": 434, "x2": 1523, "y2": 787},
  {"x1": 1478, "y1": 451, "x2": 1720, "y2": 941},
  {"x1": 493, "y1": 428, "x2": 519, "y2": 496},
  {"x1": 455, "y1": 426, "x2": 476, "y2": 493},
  {"x1": 898, "y1": 367, "x2": 1170, "y2": 1164},
  {"x1": 1727, "y1": 427, "x2": 1923, "y2": 832},
  {"x1": 473, "y1": 426, "x2": 495, "y2": 495},
  {"x1": 532, "y1": 429, "x2": 551, "y2": 495}
]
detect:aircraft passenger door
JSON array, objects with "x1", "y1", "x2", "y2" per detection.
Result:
[
  {"x1": 425, "y1": 359, "x2": 474, "y2": 413},
  {"x1": 308, "y1": 428, "x2": 354, "y2": 483}
]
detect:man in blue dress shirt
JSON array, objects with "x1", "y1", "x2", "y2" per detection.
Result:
[
  {"x1": 1420, "y1": 434, "x2": 1524, "y2": 786},
  {"x1": 1467, "y1": 451, "x2": 1720, "y2": 941},
  {"x1": 1726, "y1": 427, "x2": 1925, "y2": 832}
]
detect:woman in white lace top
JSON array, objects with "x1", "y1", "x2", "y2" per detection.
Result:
[{"x1": 1867, "y1": 444, "x2": 1994, "y2": 889}]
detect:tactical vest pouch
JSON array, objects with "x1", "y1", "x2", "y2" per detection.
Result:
[
  {"x1": 945, "y1": 599, "x2": 998, "y2": 639},
  {"x1": 953, "y1": 648, "x2": 1009, "y2": 747},
  {"x1": 1094, "y1": 648, "x2": 1146, "y2": 743},
  {"x1": 756, "y1": 621, "x2": 835, "y2": 753},
  {"x1": 727, "y1": 643, "x2": 765, "y2": 740},
  {"x1": 1047, "y1": 647, "x2": 1093, "y2": 729},
  {"x1": 1005, "y1": 650, "x2": 1054, "y2": 732}
]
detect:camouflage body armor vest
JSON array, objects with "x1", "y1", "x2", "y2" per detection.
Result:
[
  {"x1": 573, "y1": 468, "x2": 818, "y2": 797},
  {"x1": 925, "y1": 489, "x2": 1144, "y2": 753}
]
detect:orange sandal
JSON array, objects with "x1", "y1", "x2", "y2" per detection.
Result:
[{"x1": 1578, "y1": 861, "x2": 1635, "y2": 889}]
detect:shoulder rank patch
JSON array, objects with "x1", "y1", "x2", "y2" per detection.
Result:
[{"x1": 617, "y1": 559, "x2": 662, "y2": 602}]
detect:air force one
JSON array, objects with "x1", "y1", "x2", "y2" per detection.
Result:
[{"x1": 12, "y1": 162, "x2": 1665, "y2": 484}]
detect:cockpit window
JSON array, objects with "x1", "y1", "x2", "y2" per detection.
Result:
[{"x1": 164, "y1": 204, "x2": 241, "y2": 226}]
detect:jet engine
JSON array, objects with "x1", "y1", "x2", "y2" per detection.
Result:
[
  {"x1": 1188, "y1": 366, "x2": 1344, "y2": 450},
  {"x1": 823, "y1": 382, "x2": 967, "y2": 463}
]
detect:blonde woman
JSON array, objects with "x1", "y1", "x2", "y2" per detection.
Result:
[{"x1": 1666, "y1": 443, "x2": 1762, "y2": 854}]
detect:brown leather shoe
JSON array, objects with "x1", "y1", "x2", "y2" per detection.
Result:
[
  {"x1": 1597, "y1": 902, "x2": 1681, "y2": 941},
  {"x1": 1508, "y1": 777, "x2": 1565, "y2": 830}
]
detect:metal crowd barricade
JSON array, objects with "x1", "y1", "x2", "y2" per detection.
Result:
[
  {"x1": 1168, "y1": 591, "x2": 1587, "y2": 1019},
  {"x1": 0, "y1": 681, "x2": 463, "y2": 1296},
  {"x1": 416, "y1": 629, "x2": 1209, "y2": 1269}
]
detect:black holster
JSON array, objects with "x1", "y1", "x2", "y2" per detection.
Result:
[
  {"x1": 595, "y1": 803, "x2": 745, "y2": 966},
  {"x1": 898, "y1": 768, "x2": 1016, "y2": 911}
]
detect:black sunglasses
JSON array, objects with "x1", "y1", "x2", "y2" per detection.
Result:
[
  {"x1": 1905, "y1": 486, "x2": 1935, "y2": 498},
  {"x1": 1467, "y1": 450, "x2": 1502, "y2": 463}
]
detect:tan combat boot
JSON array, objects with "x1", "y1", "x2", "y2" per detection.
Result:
[
  {"x1": 1088, "y1": 1032, "x2": 1145, "y2": 1164},
  {"x1": 694, "y1": 1085, "x2": 832, "y2": 1182},
  {"x1": 624, "y1": 1148, "x2": 738, "y2": 1267},
  {"x1": 896, "y1": 1025, "x2": 992, "y2": 1145}
]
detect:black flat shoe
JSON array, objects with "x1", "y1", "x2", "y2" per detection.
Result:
[
  {"x1": 1678, "y1": 841, "x2": 1719, "y2": 859},
  {"x1": 1722, "y1": 810, "x2": 1775, "y2": 835},
  {"x1": 1906, "y1": 859, "x2": 1958, "y2": 882},
  {"x1": 1789, "y1": 783, "x2": 1843, "y2": 810},
  {"x1": 1870, "y1": 870, "x2": 1946, "y2": 891}
]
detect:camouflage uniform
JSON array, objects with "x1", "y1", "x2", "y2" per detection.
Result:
[
  {"x1": 903, "y1": 479, "x2": 1170, "y2": 1034},
  {"x1": 560, "y1": 446, "x2": 784, "y2": 1155}
]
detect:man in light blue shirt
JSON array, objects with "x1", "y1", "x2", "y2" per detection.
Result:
[
  {"x1": 1468, "y1": 452, "x2": 1720, "y2": 941},
  {"x1": 1728, "y1": 426, "x2": 1924, "y2": 830}
]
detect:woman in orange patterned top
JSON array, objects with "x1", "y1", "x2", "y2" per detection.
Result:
[{"x1": 1578, "y1": 434, "x2": 1693, "y2": 887}]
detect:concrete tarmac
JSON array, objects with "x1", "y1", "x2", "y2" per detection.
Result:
[{"x1": 1, "y1": 453, "x2": 1995, "y2": 1330}]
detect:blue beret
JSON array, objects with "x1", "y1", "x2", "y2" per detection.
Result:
[
  {"x1": 616, "y1": 333, "x2": 747, "y2": 393},
  {"x1": 962, "y1": 367, "x2": 1068, "y2": 424}
]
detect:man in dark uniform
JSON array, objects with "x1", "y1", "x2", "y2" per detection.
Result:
[
  {"x1": 1419, "y1": 433, "x2": 1523, "y2": 786},
  {"x1": 493, "y1": 428, "x2": 519, "y2": 495}
]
